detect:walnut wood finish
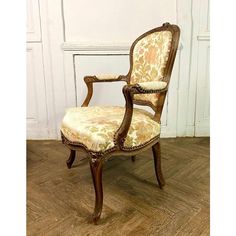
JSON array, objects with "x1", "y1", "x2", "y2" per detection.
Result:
[
  {"x1": 89, "y1": 158, "x2": 104, "y2": 224},
  {"x1": 131, "y1": 156, "x2": 136, "y2": 162},
  {"x1": 66, "y1": 150, "x2": 76, "y2": 169},
  {"x1": 61, "y1": 22, "x2": 180, "y2": 223},
  {"x1": 152, "y1": 142, "x2": 165, "y2": 189}
]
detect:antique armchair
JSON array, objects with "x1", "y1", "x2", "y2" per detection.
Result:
[{"x1": 61, "y1": 23, "x2": 180, "y2": 224}]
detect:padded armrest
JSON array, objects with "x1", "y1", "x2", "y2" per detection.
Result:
[
  {"x1": 124, "y1": 81, "x2": 168, "y2": 95},
  {"x1": 136, "y1": 81, "x2": 167, "y2": 91},
  {"x1": 84, "y1": 75, "x2": 127, "y2": 83},
  {"x1": 95, "y1": 75, "x2": 120, "y2": 80}
]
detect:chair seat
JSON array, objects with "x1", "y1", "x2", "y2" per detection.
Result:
[{"x1": 61, "y1": 106, "x2": 160, "y2": 152}]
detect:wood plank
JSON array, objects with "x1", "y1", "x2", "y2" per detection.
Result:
[{"x1": 27, "y1": 138, "x2": 209, "y2": 235}]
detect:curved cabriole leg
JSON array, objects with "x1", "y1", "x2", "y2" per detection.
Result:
[
  {"x1": 131, "y1": 156, "x2": 136, "y2": 162},
  {"x1": 90, "y1": 158, "x2": 103, "y2": 224},
  {"x1": 66, "y1": 150, "x2": 76, "y2": 169},
  {"x1": 152, "y1": 142, "x2": 165, "y2": 189}
]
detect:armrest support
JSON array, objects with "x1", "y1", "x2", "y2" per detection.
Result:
[
  {"x1": 82, "y1": 75, "x2": 127, "y2": 107},
  {"x1": 114, "y1": 83, "x2": 168, "y2": 148}
]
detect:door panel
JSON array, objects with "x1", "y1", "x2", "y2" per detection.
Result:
[{"x1": 27, "y1": 43, "x2": 48, "y2": 138}]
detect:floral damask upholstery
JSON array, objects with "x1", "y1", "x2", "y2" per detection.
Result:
[
  {"x1": 130, "y1": 31, "x2": 172, "y2": 106},
  {"x1": 61, "y1": 106, "x2": 160, "y2": 152}
]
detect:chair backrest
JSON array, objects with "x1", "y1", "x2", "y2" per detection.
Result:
[{"x1": 127, "y1": 23, "x2": 180, "y2": 111}]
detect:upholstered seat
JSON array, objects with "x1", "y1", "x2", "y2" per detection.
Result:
[{"x1": 61, "y1": 106, "x2": 161, "y2": 152}]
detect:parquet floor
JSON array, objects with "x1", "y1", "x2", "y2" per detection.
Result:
[{"x1": 27, "y1": 138, "x2": 210, "y2": 236}]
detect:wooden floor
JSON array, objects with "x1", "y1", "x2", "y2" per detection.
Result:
[{"x1": 27, "y1": 138, "x2": 210, "y2": 236}]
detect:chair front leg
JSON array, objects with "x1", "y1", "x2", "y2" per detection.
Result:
[
  {"x1": 89, "y1": 158, "x2": 104, "y2": 224},
  {"x1": 66, "y1": 150, "x2": 76, "y2": 169},
  {"x1": 152, "y1": 142, "x2": 165, "y2": 189},
  {"x1": 131, "y1": 156, "x2": 136, "y2": 162}
]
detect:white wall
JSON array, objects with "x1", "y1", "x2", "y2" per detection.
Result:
[
  {"x1": 63, "y1": 0, "x2": 176, "y2": 42},
  {"x1": 27, "y1": 0, "x2": 210, "y2": 139}
]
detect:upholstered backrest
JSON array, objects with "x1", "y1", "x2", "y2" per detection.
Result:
[{"x1": 129, "y1": 24, "x2": 179, "y2": 109}]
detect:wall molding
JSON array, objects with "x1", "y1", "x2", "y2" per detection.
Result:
[
  {"x1": 197, "y1": 33, "x2": 210, "y2": 41},
  {"x1": 62, "y1": 42, "x2": 130, "y2": 53},
  {"x1": 62, "y1": 42, "x2": 183, "y2": 53}
]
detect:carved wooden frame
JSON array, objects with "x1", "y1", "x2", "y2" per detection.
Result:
[{"x1": 61, "y1": 22, "x2": 180, "y2": 224}]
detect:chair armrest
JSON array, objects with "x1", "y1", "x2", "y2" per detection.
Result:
[
  {"x1": 82, "y1": 75, "x2": 127, "y2": 107},
  {"x1": 135, "y1": 81, "x2": 167, "y2": 92},
  {"x1": 114, "y1": 83, "x2": 168, "y2": 148},
  {"x1": 84, "y1": 75, "x2": 127, "y2": 83}
]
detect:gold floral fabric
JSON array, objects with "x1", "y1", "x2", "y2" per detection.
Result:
[
  {"x1": 130, "y1": 31, "x2": 172, "y2": 106},
  {"x1": 61, "y1": 106, "x2": 160, "y2": 152}
]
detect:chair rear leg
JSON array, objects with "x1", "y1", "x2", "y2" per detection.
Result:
[
  {"x1": 152, "y1": 142, "x2": 165, "y2": 189},
  {"x1": 66, "y1": 150, "x2": 76, "y2": 169},
  {"x1": 89, "y1": 158, "x2": 103, "y2": 224}
]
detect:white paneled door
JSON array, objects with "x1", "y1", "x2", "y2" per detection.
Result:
[
  {"x1": 27, "y1": 0, "x2": 48, "y2": 139},
  {"x1": 192, "y1": 0, "x2": 210, "y2": 136},
  {"x1": 195, "y1": 41, "x2": 210, "y2": 136},
  {"x1": 27, "y1": 43, "x2": 48, "y2": 138}
]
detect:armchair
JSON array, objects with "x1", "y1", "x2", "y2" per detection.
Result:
[{"x1": 61, "y1": 22, "x2": 180, "y2": 224}]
